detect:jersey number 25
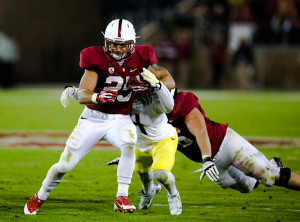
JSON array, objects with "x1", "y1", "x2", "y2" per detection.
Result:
[{"x1": 101, "y1": 76, "x2": 134, "y2": 102}]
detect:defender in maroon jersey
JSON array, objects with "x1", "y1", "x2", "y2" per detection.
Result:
[
  {"x1": 24, "y1": 19, "x2": 175, "y2": 215},
  {"x1": 107, "y1": 89, "x2": 300, "y2": 193},
  {"x1": 167, "y1": 89, "x2": 300, "y2": 193}
]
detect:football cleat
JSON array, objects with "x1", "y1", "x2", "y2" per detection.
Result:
[
  {"x1": 114, "y1": 196, "x2": 136, "y2": 213},
  {"x1": 24, "y1": 193, "x2": 45, "y2": 215},
  {"x1": 168, "y1": 192, "x2": 182, "y2": 215},
  {"x1": 107, "y1": 156, "x2": 120, "y2": 165},
  {"x1": 139, "y1": 184, "x2": 162, "y2": 209},
  {"x1": 254, "y1": 180, "x2": 260, "y2": 189},
  {"x1": 271, "y1": 157, "x2": 284, "y2": 168}
]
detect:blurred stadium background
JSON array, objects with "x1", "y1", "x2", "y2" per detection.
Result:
[
  {"x1": 0, "y1": 0, "x2": 300, "y2": 90},
  {"x1": 1, "y1": 1, "x2": 300, "y2": 220}
]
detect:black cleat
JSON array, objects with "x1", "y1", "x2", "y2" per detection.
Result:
[
  {"x1": 271, "y1": 157, "x2": 284, "y2": 168},
  {"x1": 254, "y1": 180, "x2": 260, "y2": 189}
]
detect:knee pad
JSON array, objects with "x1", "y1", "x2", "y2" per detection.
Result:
[
  {"x1": 57, "y1": 162, "x2": 75, "y2": 174},
  {"x1": 153, "y1": 170, "x2": 177, "y2": 196},
  {"x1": 275, "y1": 167, "x2": 291, "y2": 187},
  {"x1": 57, "y1": 148, "x2": 78, "y2": 173},
  {"x1": 153, "y1": 170, "x2": 170, "y2": 183},
  {"x1": 121, "y1": 125, "x2": 137, "y2": 146}
]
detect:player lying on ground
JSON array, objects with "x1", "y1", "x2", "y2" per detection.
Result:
[
  {"x1": 107, "y1": 89, "x2": 300, "y2": 192},
  {"x1": 24, "y1": 18, "x2": 176, "y2": 215}
]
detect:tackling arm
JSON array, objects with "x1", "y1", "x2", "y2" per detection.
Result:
[
  {"x1": 185, "y1": 108, "x2": 219, "y2": 182},
  {"x1": 184, "y1": 108, "x2": 212, "y2": 158}
]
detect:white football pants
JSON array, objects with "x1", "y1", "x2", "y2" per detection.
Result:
[
  {"x1": 42, "y1": 107, "x2": 137, "y2": 192},
  {"x1": 213, "y1": 127, "x2": 280, "y2": 192}
]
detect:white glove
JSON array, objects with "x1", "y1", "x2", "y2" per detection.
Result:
[
  {"x1": 200, "y1": 157, "x2": 219, "y2": 182},
  {"x1": 60, "y1": 86, "x2": 79, "y2": 108},
  {"x1": 141, "y1": 68, "x2": 161, "y2": 90}
]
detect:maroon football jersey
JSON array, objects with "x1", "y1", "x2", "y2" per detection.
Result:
[
  {"x1": 167, "y1": 91, "x2": 228, "y2": 162},
  {"x1": 80, "y1": 45, "x2": 157, "y2": 114}
]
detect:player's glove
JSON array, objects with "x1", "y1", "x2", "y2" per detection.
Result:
[
  {"x1": 92, "y1": 90, "x2": 118, "y2": 103},
  {"x1": 200, "y1": 156, "x2": 219, "y2": 182},
  {"x1": 141, "y1": 68, "x2": 162, "y2": 91},
  {"x1": 128, "y1": 76, "x2": 151, "y2": 92},
  {"x1": 60, "y1": 86, "x2": 79, "y2": 108},
  {"x1": 135, "y1": 92, "x2": 154, "y2": 106}
]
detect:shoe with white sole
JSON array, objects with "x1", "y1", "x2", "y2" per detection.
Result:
[
  {"x1": 114, "y1": 196, "x2": 136, "y2": 213},
  {"x1": 24, "y1": 193, "x2": 45, "y2": 215},
  {"x1": 168, "y1": 192, "x2": 182, "y2": 215},
  {"x1": 139, "y1": 184, "x2": 162, "y2": 209}
]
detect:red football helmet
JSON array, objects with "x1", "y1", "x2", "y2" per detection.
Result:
[{"x1": 103, "y1": 19, "x2": 137, "y2": 61}]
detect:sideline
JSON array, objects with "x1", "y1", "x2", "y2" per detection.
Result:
[
  {"x1": 0, "y1": 132, "x2": 115, "y2": 149},
  {"x1": 0, "y1": 132, "x2": 300, "y2": 149}
]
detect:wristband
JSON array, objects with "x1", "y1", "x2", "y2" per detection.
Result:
[
  {"x1": 202, "y1": 154, "x2": 211, "y2": 160},
  {"x1": 152, "y1": 81, "x2": 162, "y2": 91},
  {"x1": 202, "y1": 156, "x2": 213, "y2": 164},
  {"x1": 91, "y1": 93, "x2": 99, "y2": 104}
]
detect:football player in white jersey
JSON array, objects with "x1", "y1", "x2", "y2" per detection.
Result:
[{"x1": 130, "y1": 68, "x2": 182, "y2": 215}]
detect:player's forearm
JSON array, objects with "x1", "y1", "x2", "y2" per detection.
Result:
[
  {"x1": 155, "y1": 83, "x2": 174, "y2": 113},
  {"x1": 78, "y1": 89, "x2": 95, "y2": 104},
  {"x1": 157, "y1": 69, "x2": 175, "y2": 90},
  {"x1": 78, "y1": 70, "x2": 98, "y2": 104},
  {"x1": 195, "y1": 131, "x2": 212, "y2": 158}
]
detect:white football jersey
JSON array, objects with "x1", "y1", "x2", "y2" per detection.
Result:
[{"x1": 131, "y1": 84, "x2": 176, "y2": 152}]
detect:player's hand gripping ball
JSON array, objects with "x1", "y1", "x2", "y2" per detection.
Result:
[{"x1": 127, "y1": 75, "x2": 151, "y2": 92}]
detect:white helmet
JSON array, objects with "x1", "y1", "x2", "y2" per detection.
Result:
[{"x1": 103, "y1": 19, "x2": 136, "y2": 61}]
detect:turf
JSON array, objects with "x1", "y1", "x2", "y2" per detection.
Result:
[
  {"x1": 0, "y1": 147, "x2": 299, "y2": 221},
  {"x1": 0, "y1": 88, "x2": 300, "y2": 221},
  {"x1": 0, "y1": 88, "x2": 299, "y2": 137}
]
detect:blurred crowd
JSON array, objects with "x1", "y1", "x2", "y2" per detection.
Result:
[
  {"x1": 1, "y1": 0, "x2": 299, "y2": 89},
  {"x1": 104, "y1": 0, "x2": 300, "y2": 89}
]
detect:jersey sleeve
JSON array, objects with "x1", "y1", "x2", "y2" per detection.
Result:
[
  {"x1": 79, "y1": 47, "x2": 99, "y2": 71},
  {"x1": 135, "y1": 45, "x2": 157, "y2": 67},
  {"x1": 178, "y1": 92, "x2": 199, "y2": 118},
  {"x1": 154, "y1": 83, "x2": 174, "y2": 114},
  {"x1": 147, "y1": 46, "x2": 157, "y2": 65}
]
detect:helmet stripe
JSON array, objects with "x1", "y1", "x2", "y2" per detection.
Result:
[{"x1": 118, "y1": 19, "x2": 123, "y2": 37}]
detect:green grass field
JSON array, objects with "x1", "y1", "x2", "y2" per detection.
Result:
[{"x1": 0, "y1": 88, "x2": 300, "y2": 221}]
